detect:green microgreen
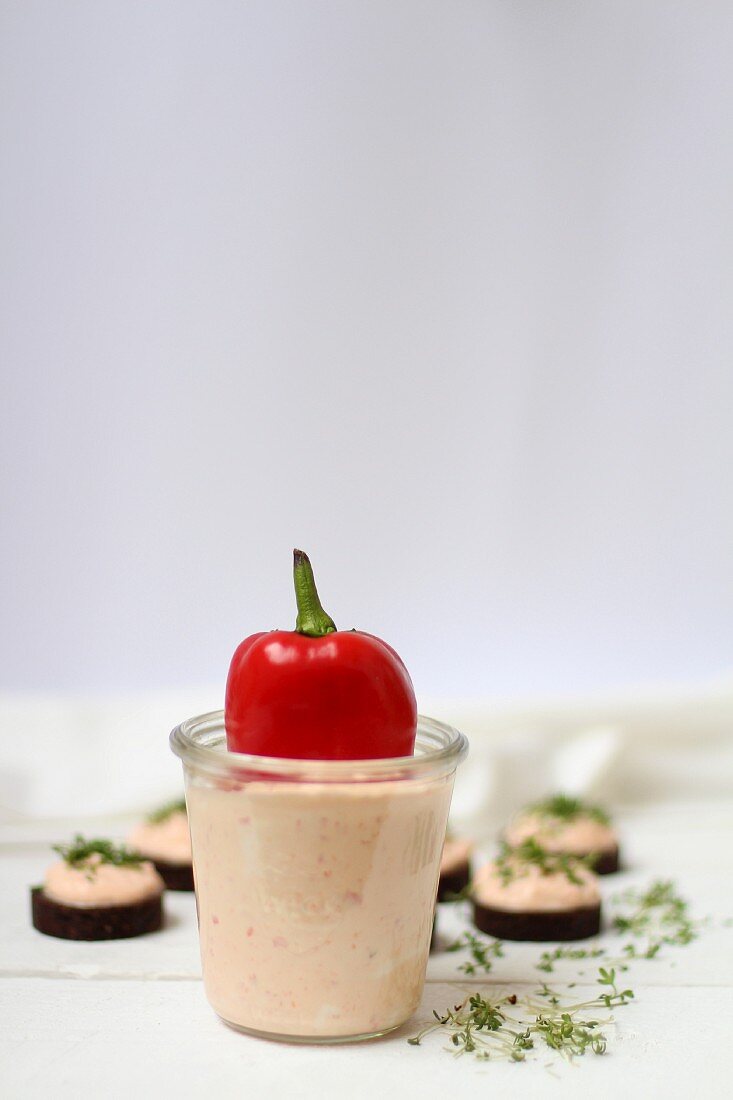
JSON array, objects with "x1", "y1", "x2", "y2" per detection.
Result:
[
  {"x1": 527, "y1": 793, "x2": 611, "y2": 826},
  {"x1": 147, "y1": 797, "x2": 187, "y2": 824},
  {"x1": 497, "y1": 837, "x2": 594, "y2": 886},
  {"x1": 53, "y1": 835, "x2": 144, "y2": 878},
  {"x1": 536, "y1": 944, "x2": 605, "y2": 973},
  {"x1": 408, "y1": 968, "x2": 633, "y2": 1062},
  {"x1": 596, "y1": 967, "x2": 634, "y2": 1007},
  {"x1": 611, "y1": 880, "x2": 700, "y2": 958},
  {"x1": 447, "y1": 931, "x2": 505, "y2": 974}
]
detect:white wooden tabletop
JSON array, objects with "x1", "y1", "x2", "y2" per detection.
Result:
[{"x1": 2, "y1": 798, "x2": 732, "y2": 1099}]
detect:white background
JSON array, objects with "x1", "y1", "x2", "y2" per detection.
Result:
[{"x1": 2, "y1": 1, "x2": 732, "y2": 701}]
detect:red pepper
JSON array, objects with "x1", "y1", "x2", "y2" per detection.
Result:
[{"x1": 225, "y1": 550, "x2": 417, "y2": 759}]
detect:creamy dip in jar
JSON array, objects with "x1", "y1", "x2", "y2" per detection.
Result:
[{"x1": 172, "y1": 712, "x2": 467, "y2": 1041}]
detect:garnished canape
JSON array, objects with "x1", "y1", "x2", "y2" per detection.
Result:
[
  {"x1": 437, "y1": 834, "x2": 473, "y2": 901},
  {"x1": 505, "y1": 794, "x2": 620, "y2": 874},
  {"x1": 128, "y1": 798, "x2": 194, "y2": 891},
  {"x1": 31, "y1": 836, "x2": 164, "y2": 940},
  {"x1": 471, "y1": 838, "x2": 602, "y2": 941}
]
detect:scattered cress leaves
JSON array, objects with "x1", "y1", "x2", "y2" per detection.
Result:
[
  {"x1": 496, "y1": 837, "x2": 594, "y2": 886},
  {"x1": 597, "y1": 966, "x2": 634, "y2": 1008},
  {"x1": 611, "y1": 880, "x2": 700, "y2": 958},
  {"x1": 536, "y1": 944, "x2": 605, "y2": 973},
  {"x1": 447, "y1": 931, "x2": 504, "y2": 974},
  {"x1": 53, "y1": 835, "x2": 144, "y2": 878},
  {"x1": 528, "y1": 793, "x2": 611, "y2": 826},
  {"x1": 408, "y1": 969, "x2": 633, "y2": 1062}
]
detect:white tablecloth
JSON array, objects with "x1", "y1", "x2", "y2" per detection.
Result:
[{"x1": 3, "y1": 795, "x2": 733, "y2": 1099}]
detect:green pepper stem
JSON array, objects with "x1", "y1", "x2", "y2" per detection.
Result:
[{"x1": 293, "y1": 549, "x2": 337, "y2": 636}]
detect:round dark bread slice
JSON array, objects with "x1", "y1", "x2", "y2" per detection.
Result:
[
  {"x1": 590, "y1": 847, "x2": 619, "y2": 875},
  {"x1": 153, "y1": 859, "x2": 195, "y2": 892},
  {"x1": 473, "y1": 901, "x2": 601, "y2": 942},
  {"x1": 471, "y1": 897, "x2": 598, "y2": 941},
  {"x1": 31, "y1": 887, "x2": 163, "y2": 941},
  {"x1": 437, "y1": 861, "x2": 471, "y2": 902}
]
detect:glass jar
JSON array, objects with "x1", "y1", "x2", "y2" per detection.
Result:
[{"x1": 170, "y1": 711, "x2": 468, "y2": 1043}]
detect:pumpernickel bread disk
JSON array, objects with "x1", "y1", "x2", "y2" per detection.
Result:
[
  {"x1": 437, "y1": 837, "x2": 473, "y2": 901},
  {"x1": 437, "y1": 862, "x2": 471, "y2": 902},
  {"x1": 588, "y1": 847, "x2": 619, "y2": 875},
  {"x1": 504, "y1": 796, "x2": 621, "y2": 875},
  {"x1": 471, "y1": 839, "x2": 603, "y2": 942},
  {"x1": 127, "y1": 802, "x2": 194, "y2": 892},
  {"x1": 152, "y1": 859, "x2": 195, "y2": 892},
  {"x1": 473, "y1": 900, "x2": 601, "y2": 942},
  {"x1": 31, "y1": 886, "x2": 163, "y2": 941}
]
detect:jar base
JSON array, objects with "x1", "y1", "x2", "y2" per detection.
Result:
[{"x1": 217, "y1": 1014, "x2": 405, "y2": 1045}]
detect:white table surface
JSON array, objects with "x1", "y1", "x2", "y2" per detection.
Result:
[{"x1": 2, "y1": 798, "x2": 733, "y2": 1099}]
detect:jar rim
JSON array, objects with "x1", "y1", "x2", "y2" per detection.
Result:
[{"x1": 170, "y1": 711, "x2": 468, "y2": 782}]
